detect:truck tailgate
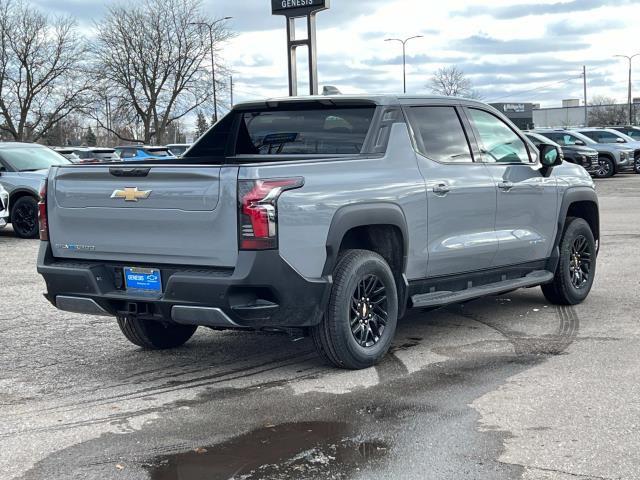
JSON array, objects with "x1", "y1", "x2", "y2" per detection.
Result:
[{"x1": 48, "y1": 165, "x2": 238, "y2": 267}]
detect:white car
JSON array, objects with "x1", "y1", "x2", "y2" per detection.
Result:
[{"x1": 0, "y1": 184, "x2": 9, "y2": 228}]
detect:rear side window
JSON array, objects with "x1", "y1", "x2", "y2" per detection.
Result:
[
  {"x1": 596, "y1": 131, "x2": 624, "y2": 143},
  {"x1": 234, "y1": 107, "x2": 375, "y2": 155},
  {"x1": 408, "y1": 106, "x2": 473, "y2": 163}
]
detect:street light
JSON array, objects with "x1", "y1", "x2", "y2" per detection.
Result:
[
  {"x1": 385, "y1": 35, "x2": 423, "y2": 94},
  {"x1": 614, "y1": 53, "x2": 640, "y2": 125},
  {"x1": 190, "y1": 17, "x2": 232, "y2": 124}
]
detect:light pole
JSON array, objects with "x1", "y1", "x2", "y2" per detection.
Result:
[
  {"x1": 190, "y1": 17, "x2": 232, "y2": 124},
  {"x1": 385, "y1": 35, "x2": 423, "y2": 94},
  {"x1": 614, "y1": 53, "x2": 639, "y2": 125}
]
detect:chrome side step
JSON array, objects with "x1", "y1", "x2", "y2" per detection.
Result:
[
  {"x1": 411, "y1": 270, "x2": 554, "y2": 309},
  {"x1": 56, "y1": 296, "x2": 112, "y2": 317},
  {"x1": 171, "y1": 306, "x2": 247, "y2": 328}
]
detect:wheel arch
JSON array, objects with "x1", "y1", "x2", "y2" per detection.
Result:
[
  {"x1": 548, "y1": 187, "x2": 599, "y2": 272},
  {"x1": 323, "y1": 203, "x2": 410, "y2": 317},
  {"x1": 9, "y1": 188, "x2": 39, "y2": 214}
]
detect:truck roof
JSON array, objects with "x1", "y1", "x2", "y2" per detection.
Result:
[{"x1": 233, "y1": 94, "x2": 489, "y2": 109}]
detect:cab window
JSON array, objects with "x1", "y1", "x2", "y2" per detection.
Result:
[{"x1": 468, "y1": 109, "x2": 530, "y2": 164}]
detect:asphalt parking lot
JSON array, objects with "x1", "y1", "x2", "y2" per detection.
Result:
[{"x1": 1, "y1": 175, "x2": 639, "y2": 480}]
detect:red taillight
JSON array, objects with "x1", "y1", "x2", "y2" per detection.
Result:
[
  {"x1": 238, "y1": 178, "x2": 304, "y2": 250},
  {"x1": 38, "y1": 180, "x2": 48, "y2": 241}
]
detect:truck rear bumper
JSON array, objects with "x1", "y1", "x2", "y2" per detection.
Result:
[{"x1": 37, "y1": 243, "x2": 330, "y2": 329}]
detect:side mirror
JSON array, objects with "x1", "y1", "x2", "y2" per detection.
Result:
[
  {"x1": 539, "y1": 144, "x2": 563, "y2": 176},
  {"x1": 574, "y1": 140, "x2": 585, "y2": 146},
  {"x1": 616, "y1": 137, "x2": 625, "y2": 143}
]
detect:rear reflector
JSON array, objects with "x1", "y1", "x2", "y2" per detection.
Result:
[{"x1": 238, "y1": 178, "x2": 304, "y2": 250}]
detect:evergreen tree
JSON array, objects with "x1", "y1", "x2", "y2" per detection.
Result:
[
  {"x1": 195, "y1": 111, "x2": 209, "y2": 138},
  {"x1": 84, "y1": 126, "x2": 97, "y2": 146}
]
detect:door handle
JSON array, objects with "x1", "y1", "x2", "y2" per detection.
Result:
[
  {"x1": 498, "y1": 181, "x2": 514, "y2": 191},
  {"x1": 432, "y1": 183, "x2": 451, "y2": 195}
]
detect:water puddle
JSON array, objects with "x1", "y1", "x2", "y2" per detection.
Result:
[{"x1": 147, "y1": 421, "x2": 388, "y2": 480}]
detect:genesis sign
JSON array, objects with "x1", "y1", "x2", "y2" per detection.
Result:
[{"x1": 271, "y1": 0, "x2": 328, "y2": 15}]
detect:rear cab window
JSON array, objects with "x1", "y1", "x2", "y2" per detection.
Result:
[{"x1": 186, "y1": 101, "x2": 379, "y2": 163}]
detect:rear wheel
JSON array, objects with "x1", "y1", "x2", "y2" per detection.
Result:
[
  {"x1": 634, "y1": 156, "x2": 640, "y2": 174},
  {"x1": 542, "y1": 217, "x2": 596, "y2": 305},
  {"x1": 311, "y1": 249, "x2": 398, "y2": 369},
  {"x1": 594, "y1": 156, "x2": 614, "y2": 178},
  {"x1": 10, "y1": 196, "x2": 39, "y2": 238},
  {"x1": 117, "y1": 315, "x2": 197, "y2": 349}
]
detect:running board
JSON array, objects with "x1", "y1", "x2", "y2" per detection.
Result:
[{"x1": 411, "y1": 270, "x2": 554, "y2": 308}]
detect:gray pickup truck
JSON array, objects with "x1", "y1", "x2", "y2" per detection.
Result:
[{"x1": 38, "y1": 95, "x2": 599, "y2": 369}]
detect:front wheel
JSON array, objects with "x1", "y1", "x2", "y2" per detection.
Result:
[
  {"x1": 634, "y1": 156, "x2": 640, "y2": 174},
  {"x1": 11, "y1": 196, "x2": 39, "y2": 238},
  {"x1": 542, "y1": 217, "x2": 596, "y2": 305},
  {"x1": 117, "y1": 315, "x2": 197, "y2": 349},
  {"x1": 593, "y1": 157, "x2": 615, "y2": 178},
  {"x1": 311, "y1": 249, "x2": 398, "y2": 369}
]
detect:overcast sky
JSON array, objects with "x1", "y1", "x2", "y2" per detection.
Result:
[{"x1": 37, "y1": 0, "x2": 640, "y2": 109}]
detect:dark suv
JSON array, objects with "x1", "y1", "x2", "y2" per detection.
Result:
[{"x1": 525, "y1": 131, "x2": 597, "y2": 175}]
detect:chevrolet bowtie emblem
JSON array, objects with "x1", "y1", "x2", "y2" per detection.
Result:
[{"x1": 110, "y1": 187, "x2": 151, "y2": 202}]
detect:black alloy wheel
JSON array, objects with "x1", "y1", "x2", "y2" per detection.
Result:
[
  {"x1": 10, "y1": 196, "x2": 39, "y2": 239},
  {"x1": 569, "y1": 235, "x2": 592, "y2": 289},
  {"x1": 350, "y1": 274, "x2": 388, "y2": 348}
]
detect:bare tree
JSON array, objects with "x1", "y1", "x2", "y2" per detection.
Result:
[
  {"x1": 0, "y1": 0, "x2": 92, "y2": 142},
  {"x1": 92, "y1": 0, "x2": 233, "y2": 144},
  {"x1": 429, "y1": 66, "x2": 480, "y2": 98},
  {"x1": 588, "y1": 96, "x2": 629, "y2": 126}
]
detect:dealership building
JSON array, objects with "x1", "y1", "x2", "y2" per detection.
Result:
[{"x1": 489, "y1": 103, "x2": 538, "y2": 130}]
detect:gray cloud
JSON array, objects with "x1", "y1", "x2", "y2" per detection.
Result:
[
  {"x1": 453, "y1": 34, "x2": 589, "y2": 55},
  {"x1": 546, "y1": 18, "x2": 626, "y2": 36},
  {"x1": 454, "y1": 0, "x2": 638, "y2": 20}
]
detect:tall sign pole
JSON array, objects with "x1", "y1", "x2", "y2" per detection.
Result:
[
  {"x1": 272, "y1": 0, "x2": 330, "y2": 96},
  {"x1": 583, "y1": 65, "x2": 588, "y2": 127}
]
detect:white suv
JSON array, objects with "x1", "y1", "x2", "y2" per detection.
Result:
[{"x1": 0, "y1": 184, "x2": 9, "y2": 228}]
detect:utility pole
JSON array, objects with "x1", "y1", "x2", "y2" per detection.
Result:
[
  {"x1": 615, "y1": 53, "x2": 639, "y2": 125},
  {"x1": 230, "y1": 75, "x2": 234, "y2": 106},
  {"x1": 385, "y1": 35, "x2": 423, "y2": 94},
  {"x1": 583, "y1": 65, "x2": 588, "y2": 127},
  {"x1": 190, "y1": 17, "x2": 232, "y2": 124}
]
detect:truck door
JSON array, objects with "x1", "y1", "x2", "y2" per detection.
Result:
[
  {"x1": 464, "y1": 107, "x2": 558, "y2": 266},
  {"x1": 405, "y1": 105, "x2": 498, "y2": 277}
]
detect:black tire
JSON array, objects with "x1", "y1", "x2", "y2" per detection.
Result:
[
  {"x1": 117, "y1": 315, "x2": 197, "y2": 349},
  {"x1": 542, "y1": 217, "x2": 596, "y2": 305},
  {"x1": 634, "y1": 156, "x2": 640, "y2": 174},
  {"x1": 593, "y1": 156, "x2": 615, "y2": 178},
  {"x1": 311, "y1": 249, "x2": 398, "y2": 370},
  {"x1": 10, "y1": 196, "x2": 39, "y2": 238}
]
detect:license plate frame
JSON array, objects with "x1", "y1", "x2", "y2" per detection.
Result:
[{"x1": 123, "y1": 267, "x2": 162, "y2": 293}]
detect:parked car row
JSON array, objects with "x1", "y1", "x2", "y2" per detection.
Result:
[
  {"x1": 52, "y1": 144, "x2": 192, "y2": 164},
  {"x1": 527, "y1": 127, "x2": 640, "y2": 178}
]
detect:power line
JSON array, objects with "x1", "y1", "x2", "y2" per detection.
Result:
[{"x1": 486, "y1": 74, "x2": 584, "y2": 102}]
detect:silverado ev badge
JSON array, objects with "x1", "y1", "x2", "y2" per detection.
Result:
[{"x1": 110, "y1": 187, "x2": 151, "y2": 202}]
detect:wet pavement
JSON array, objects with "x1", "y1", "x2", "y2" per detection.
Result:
[{"x1": 1, "y1": 175, "x2": 639, "y2": 480}]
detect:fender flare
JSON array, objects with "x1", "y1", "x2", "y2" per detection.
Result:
[
  {"x1": 547, "y1": 186, "x2": 599, "y2": 271},
  {"x1": 322, "y1": 202, "x2": 409, "y2": 277}
]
